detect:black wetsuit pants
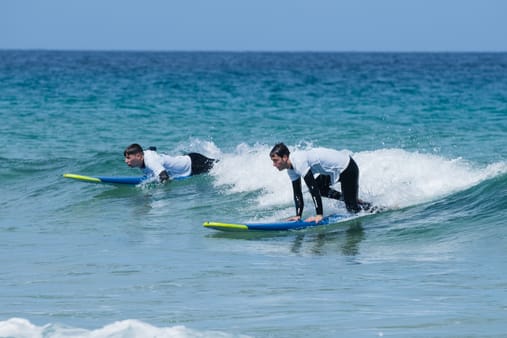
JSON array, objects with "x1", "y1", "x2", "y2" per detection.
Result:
[
  {"x1": 315, "y1": 157, "x2": 361, "y2": 213},
  {"x1": 188, "y1": 153, "x2": 216, "y2": 175}
]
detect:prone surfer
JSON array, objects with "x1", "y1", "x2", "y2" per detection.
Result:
[
  {"x1": 124, "y1": 143, "x2": 216, "y2": 183},
  {"x1": 269, "y1": 143, "x2": 371, "y2": 223}
]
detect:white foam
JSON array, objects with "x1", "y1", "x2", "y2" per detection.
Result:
[
  {"x1": 211, "y1": 144, "x2": 507, "y2": 211},
  {"x1": 211, "y1": 143, "x2": 292, "y2": 206},
  {"x1": 356, "y1": 148, "x2": 506, "y2": 208},
  {"x1": 174, "y1": 138, "x2": 222, "y2": 159},
  {"x1": 0, "y1": 318, "x2": 250, "y2": 338}
]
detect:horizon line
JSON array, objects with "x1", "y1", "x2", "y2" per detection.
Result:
[{"x1": 1, "y1": 48, "x2": 507, "y2": 54}]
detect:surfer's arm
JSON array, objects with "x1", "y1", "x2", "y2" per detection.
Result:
[
  {"x1": 303, "y1": 171, "x2": 324, "y2": 217},
  {"x1": 143, "y1": 152, "x2": 169, "y2": 183},
  {"x1": 290, "y1": 178, "x2": 304, "y2": 221}
]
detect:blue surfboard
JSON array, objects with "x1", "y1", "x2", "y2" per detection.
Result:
[
  {"x1": 63, "y1": 173, "x2": 191, "y2": 185},
  {"x1": 63, "y1": 173, "x2": 148, "y2": 185},
  {"x1": 203, "y1": 213, "x2": 354, "y2": 232},
  {"x1": 63, "y1": 173, "x2": 190, "y2": 185}
]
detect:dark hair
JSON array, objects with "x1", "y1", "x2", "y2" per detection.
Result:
[
  {"x1": 124, "y1": 143, "x2": 143, "y2": 157},
  {"x1": 270, "y1": 143, "x2": 290, "y2": 157}
]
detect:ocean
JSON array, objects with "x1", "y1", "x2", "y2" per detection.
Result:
[{"x1": 0, "y1": 51, "x2": 506, "y2": 338}]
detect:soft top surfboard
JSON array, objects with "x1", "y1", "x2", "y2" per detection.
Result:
[
  {"x1": 63, "y1": 173, "x2": 190, "y2": 185},
  {"x1": 203, "y1": 213, "x2": 352, "y2": 232},
  {"x1": 63, "y1": 173, "x2": 148, "y2": 185}
]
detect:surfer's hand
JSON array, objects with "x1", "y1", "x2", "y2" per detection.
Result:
[
  {"x1": 159, "y1": 170, "x2": 169, "y2": 183},
  {"x1": 287, "y1": 215, "x2": 301, "y2": 221},
  {"x1": 305, "y1": 215, "x2": 323, "y2": 223}
]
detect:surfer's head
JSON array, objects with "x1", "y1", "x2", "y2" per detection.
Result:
[
  {"x1": 124, "y1": 143, "x2": 144, "y2": 168},
  {"x1": 270, "y1": 143, "x2": 290, "y2": 158},
  {"x1": 270, "y1": 143, "x2": 291, "y2": 171}
]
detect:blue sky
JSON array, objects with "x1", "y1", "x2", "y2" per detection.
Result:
[{"x1": 1, "y1": 0, "x2": 506, "y2": 51}]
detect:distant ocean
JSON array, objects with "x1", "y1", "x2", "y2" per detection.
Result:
[{"x1": 1, "y1": 51, "x2": 506, "y2": 338}]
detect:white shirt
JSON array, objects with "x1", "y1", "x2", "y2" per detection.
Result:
[
  {"x1": 287, "y1": 148, "x2": 351, "y2": 184},
  {"x1": 142, "y1": 150, "x2": 192, "y2": 179}
]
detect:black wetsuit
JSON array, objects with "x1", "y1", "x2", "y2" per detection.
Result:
[
  {"x1": 292, "y1": 157, "x2": 362, "y2": 214},
  {"x1": 188, "y1": 153, "x2": 216, "y2": 175}
]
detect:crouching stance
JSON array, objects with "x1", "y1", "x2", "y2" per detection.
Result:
[{"x1": 270, "y1": 143, "x2": 370, "y2": 223}]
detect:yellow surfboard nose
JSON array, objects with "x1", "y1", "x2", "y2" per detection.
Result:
[
  {"x1": 63, "y1": 173, "x2": 102, "y2": 183},
  {"x1": 203, "y1": 222, "x2": 248, "y2": 231}
]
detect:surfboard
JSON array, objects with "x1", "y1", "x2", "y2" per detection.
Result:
[
  {"x1": 63, "y1": 173, "x2": 190, "y2": 185},
  {"x1": 203, "y1": 213, "x2": 353, "y2": 232},
  {"x1": 63, "y1": 173, "x2": 147, "y2": 185}
]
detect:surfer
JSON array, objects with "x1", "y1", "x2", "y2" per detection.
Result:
[
  {"x1": 124, "y1": 143, "x2": 216, "y2": 183},
  {"x1": 270, "y1": 143, "x2": 370, "y2": 223}
]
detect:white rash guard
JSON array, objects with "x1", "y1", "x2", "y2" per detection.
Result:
[
  {"x1": 141, "y1": 150, "x2": 192, "y2": 179},
  {"x1": 287, "y1": 148, "x2": 351, "y2": 183}
]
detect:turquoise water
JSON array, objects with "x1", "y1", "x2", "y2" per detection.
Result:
[{"x1": 1, "y1": 51, "x2": 506, "y2": 337}]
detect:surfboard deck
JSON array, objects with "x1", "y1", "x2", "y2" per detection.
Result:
[
  {"x1": 63, "y1": 173, "x2": 147, "y2": 185},
  {"x1": 203, "y1": 213, "x2": 354, "y2": 232}
]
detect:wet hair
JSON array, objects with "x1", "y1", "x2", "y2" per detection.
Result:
[
  {"x1": 124, "y1": 143, "x2": 143, "y2": 157},
  {"x1": 270, "y1": 143, "x2": 290, "y2": 158}
]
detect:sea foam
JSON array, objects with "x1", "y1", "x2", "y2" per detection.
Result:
[
  {"x1": 0, "y1": 318, "x2": 250, "y2": 338},
  {"x1": 211, "y1": 144, "x2": 507, "y2": 212}
]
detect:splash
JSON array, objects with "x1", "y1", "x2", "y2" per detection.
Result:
[
  {"x1": 0, "y1": 318, "x2": 250, "y2": 338},
  {"x1": 211, "y1": 143, "x2": 292, "y2": 208},
  {"x1": 211, "y1": 144, "x2": 507, "y2": 212},
  {"x1": 174, "y1": 138, "x2": 222, "y2": 159},
  {"x1": 356, "y1": 148, "x2": 507, "y2": 208}
]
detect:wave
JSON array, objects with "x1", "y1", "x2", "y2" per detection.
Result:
[
  {"x1": 355, "y1": 148, "x2": 506, "y2": 208},
  {"x1": 4, "y1": 141, "x2": 505, "y2": 225},
  {"x1": 0, "y1": 318, "x2": 250, "y2": 338},
  {"x1": 210, "y1": 144, "x2": 507, "y2": 219}
]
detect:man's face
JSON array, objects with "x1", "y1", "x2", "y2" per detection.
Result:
[
  {"x1": 124, "y1": 152, "x2": 144, "y2": 168},
  {"x1": 271, "y1": 154, "x2": 290, "y2": 171}
]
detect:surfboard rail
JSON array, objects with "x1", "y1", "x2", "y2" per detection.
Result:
[
  {"x1": 63, "y1": 173, "x2": 147, "y2": 185},
  {"x1": 203, "y1": 213, "x2": 351, "y2": 232},
  {"x1": 63, "y1": 172, "x2": 190, "y2": 185}
]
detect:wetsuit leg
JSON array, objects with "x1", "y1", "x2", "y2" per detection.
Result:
[
  {"x1": 315, "y1": 174, "x2": 342, "y2": 200},
  {"x1": 188, "y1": 153, "x2": 216, "y2": 175},
  {"x1": 339, "y1": 157, "x2": 361, "y2": 213}
]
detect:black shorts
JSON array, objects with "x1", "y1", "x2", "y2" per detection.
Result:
[
  {"x1": 339, "y1": 157, "x2": 360, "y2": 212},
  {"x1": 188, "y1": 153, "x2": 215, "y2": 175}
]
